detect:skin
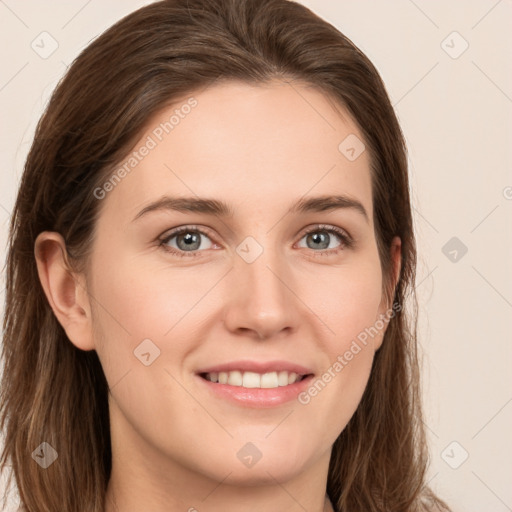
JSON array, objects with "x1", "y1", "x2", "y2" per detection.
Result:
[{"x1": 35, "y1": 80, "x2": 401, "y2": 512}]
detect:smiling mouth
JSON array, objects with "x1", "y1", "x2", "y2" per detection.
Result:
[{"x1": 199, "y1": 370, "x2": 311, "y2": 389}]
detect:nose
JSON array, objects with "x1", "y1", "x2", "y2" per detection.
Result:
[{"x1": 222, "y1": 245, "x2": 301, "y2": 340}]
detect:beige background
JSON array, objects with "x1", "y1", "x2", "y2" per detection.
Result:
[{"x1": 1, "y1": 1, "x2": 511, "y2": 510}]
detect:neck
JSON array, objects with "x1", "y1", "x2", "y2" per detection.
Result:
[
  {"x1": 104, "y1": 397, "x2": 334, "y2": 512},
  {"x1": 104, "y1": 437, "x2": 333, "y2": 512},
  {"x1": 105, "y1": 460, "x2": 333, "y2": 512}
]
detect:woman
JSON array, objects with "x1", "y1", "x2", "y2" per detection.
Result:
[{"x1": 0, "y1": 0, "x2": 451, "y2": 510}]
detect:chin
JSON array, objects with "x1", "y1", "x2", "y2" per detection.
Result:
[
  {"x1": 213, "y1": 458, "x2": 309, "y2": 487},
  {"x1": 196, "y1": 446, "x2": 315, "y2": 487}
]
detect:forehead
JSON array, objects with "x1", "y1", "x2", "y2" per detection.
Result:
[{"x1": 98, "y1": 80, "x2": 373, "y2": 226}]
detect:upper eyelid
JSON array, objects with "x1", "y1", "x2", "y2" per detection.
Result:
[
  {"x1": 160, "y1": 224, "x2": 215, "y2": 241},
  {"x1": 302, "y1": 224, "x2": 350, "y2": 237}
]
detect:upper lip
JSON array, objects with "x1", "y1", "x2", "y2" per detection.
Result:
[{"x1": 196, "y1": 360, "x2": 315, "y2": 376}]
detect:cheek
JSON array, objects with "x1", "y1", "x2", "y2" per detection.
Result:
[
  {"x1": 88, "y1": 257, "x2": 175, "y2": 382},
  {"x1": 88, "y1": 253, "x2": 229, "y2": 396},
  {"x1": 310, "y1": 255, "x2": 384, "y2": 344},
  {"x1": 296, "y1": 257, "x2": 383, "y2": 428},
  {"x1": 91, "y1": 256, "x2": 212, "y2": 340}
]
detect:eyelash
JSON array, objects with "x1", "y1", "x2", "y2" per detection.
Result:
[{"x1": 158, "y1": 224, "x2": 354, "y2": 258}]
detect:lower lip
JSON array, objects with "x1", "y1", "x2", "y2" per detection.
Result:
[{"x1": 196, "y1": 374, "x2": 315, "y2": 408}]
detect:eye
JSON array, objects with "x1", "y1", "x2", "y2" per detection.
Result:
[
  {"x1": 158, "y1": 224, "x2": 353, "y2": 258},
  {"x1": 296, "y1": 225, "x2": 353, "y2": 254},
  {"x1": 159, "y1": 226, "x2": 216, "y2": 257}
]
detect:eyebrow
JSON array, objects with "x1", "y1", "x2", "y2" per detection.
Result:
[{"x1": 132, "y1": 194, "x2": 369, "y2": 224}]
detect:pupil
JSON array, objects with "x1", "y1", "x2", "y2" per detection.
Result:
[
  {"x1": 309, "y1": 232, "x2": 329, "y2": 249},
  {"x1": 179, "y1": 232, "x2": 200, "y2": 250}
]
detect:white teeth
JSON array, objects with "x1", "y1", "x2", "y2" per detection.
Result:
[
  {"x1": 227, "y1": 370, "x2": 242, "y2": 386},
  {"x1": 288, "y1": 372, "x2": 297, "y2": 385},
  {"x1": 277, "y1": 371, "x2": 289, "y2": 386},
  {"x1": 260, "y1": 372, "x2": 278, "y2": 388},
  {"x1": 242, "y1": 371, "x2": 260, "y2": 388},
  {"x1": 204, "y1": 370, "x2": 304, "y2": 388}
]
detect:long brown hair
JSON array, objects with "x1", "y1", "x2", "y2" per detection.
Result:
[{"x1": 1, "y1": 0, "x2": 450, "y2": 510}]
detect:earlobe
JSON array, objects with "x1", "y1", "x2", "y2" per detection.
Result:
[
  {"x1": 34, "y1": 231, "x2": 95, "y2": 351},
  {"x1": 382, "y1": 236, "x2": 402, "y2": 311}
]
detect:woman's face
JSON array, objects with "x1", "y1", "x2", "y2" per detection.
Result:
[{"x1": 80, "y1": 81, "x2": 399, "y2": 490}]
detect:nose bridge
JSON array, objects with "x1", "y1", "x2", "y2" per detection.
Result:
[
  {"x1": 238, "y1": 238, "x2": 289, "y2": 308},
  {"x1": 224, "y1": 234, "x2": 298, "y2": 338}
]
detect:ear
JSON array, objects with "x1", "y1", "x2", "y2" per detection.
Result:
[
  {"x1": 387, "y1": 236, "x2": 402, "y2": 304},
  {"x1": 374, "y1": 236, "x2": 402, "y2": 350},
  {"x1": 34, "y1": 231, "x2": 95, "y2": 351}
]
